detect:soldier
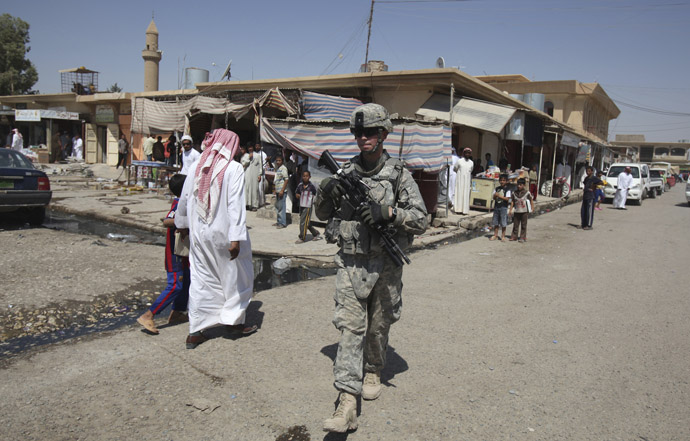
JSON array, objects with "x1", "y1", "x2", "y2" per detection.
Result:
[{"x1": 315, "y1": 103, "x2": 428, "y2": 433}]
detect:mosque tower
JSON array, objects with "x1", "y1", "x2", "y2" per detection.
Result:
[{"x1": 141, "y1": 19, "x2": 162, "y2": 92}]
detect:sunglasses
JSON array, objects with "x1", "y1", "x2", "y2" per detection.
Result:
[
  {"x1": 351, "y1": 127, "x2": 380, "y2": 138},
  {"x1": 182, "y1": 142, "x2": 192, "y2": 146}
]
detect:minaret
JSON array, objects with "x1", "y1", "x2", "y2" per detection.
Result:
[{"x1": 141, "y1": 19, "x2": 162, "y2": 92}]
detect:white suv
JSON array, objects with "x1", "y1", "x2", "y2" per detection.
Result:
[{"x1": 604, "y1": 163, "x2": 650, "y2": 205}]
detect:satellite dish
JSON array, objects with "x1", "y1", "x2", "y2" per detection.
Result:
[
  {"x1": 436, "y1": 57, "x2": 446, "y2": 68},
  {"x1": 221, "y1": 59, "x2": 232, "y2": 80}
]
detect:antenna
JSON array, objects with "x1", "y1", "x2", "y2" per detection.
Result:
[
  {"x1": 436, "y1": 57, "x2": 446, "y2": 68},
  {"x1": 221, "y1": 60, "x2": 232, "y2": 81}
]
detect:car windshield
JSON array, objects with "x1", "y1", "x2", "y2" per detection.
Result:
[
  {"x1": 650, "y1": 170, "x2": 661, "y2": 178},
  {"x1": 608, "y1": 166, "x2": 639, "y2": 178},
  {"x1": 0, "y1": 149, "x2": 35, "y2": 169}
]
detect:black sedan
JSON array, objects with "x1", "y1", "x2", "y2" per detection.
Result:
[{"x1": 0, "y1": 148, "x2": 52, "y2": 225}]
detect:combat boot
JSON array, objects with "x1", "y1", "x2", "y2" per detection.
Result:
[
  {"x1": 361, "y1": 371, "x2": 382, "y2": 400},
  {"x1": 323, "y1": 392, "x2": 358, "y2": 433}
]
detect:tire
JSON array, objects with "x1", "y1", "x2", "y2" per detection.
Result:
[
  {"x1": 27, "y1": 207, "x2": 46, "y2": 226},
  {"x1": 649, "y1": 189, "x2": 656, "y2": 199},
  {"x1": 656, "y1": 188, "x2": 662, "y2": 196},
  {"x1": 540, "y1": 181, "x2": 552, "y2": 197},
  {"x1": 561, "y1": 182, "x2": 571, "y2": 198},
  {"x1": 637, "y1": 195, "x2": 643, "y2": 206}
]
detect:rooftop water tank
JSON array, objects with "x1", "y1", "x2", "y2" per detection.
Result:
[
  {"x1": 184, "y1": 67, "x2": 209, "y2": 89},
  {"x1": 522, "y1": 93, "x2": 545, "y2": 111}
]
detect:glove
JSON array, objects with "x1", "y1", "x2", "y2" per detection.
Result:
[
  {"x1": 320, "y1": 177, "x2": 345, "y2": 201},
  {"x1": 358, "y1": 202, "x2": 392, "y2": 227}
]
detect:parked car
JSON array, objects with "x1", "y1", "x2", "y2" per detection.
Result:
[
  {"x1": 604, "y1": 163, "x2": 650, "y2": 205},
  {"x1": 0, "y1": 148, "x2": 52, "y2": 225},
  {"x1": 648, "y1": 169, "x2": 664, "y2": 197},
  {"x1": 650, "y1": 162, "x2": 675, "y2": 190},
  {"x1": 686, "y1": 181, "x2": 690, "y2": 207}
]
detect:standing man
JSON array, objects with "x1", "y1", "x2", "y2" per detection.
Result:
[
  {"x1": 175, "y1": 129, "x2": 257, "y2": 349},
  {"x1": 452, "y1": 147, "x2": 474, "y2": 215},
  {"x1": 72, "y1": 133, "x2": 83, "y2": 160},
  {"x1": 51, "y1": 130, "x2": 62, "y2": 163},
  {"x1": 61, "y1": 131, "x2": 72, "y2": 159},
  {"x1": 613, "y1": 166, "x2": 633, "y2": 210},
  {"x1": 315, "y1": 103, "x2": 428, "y2": 433},
  {"x1": 116, "y1": 133, "x2": 129, "y2": 169},
  {"x1": 485, "y1": 152, "x2": 494, "y2": 169},
  {"x1": 447, "y1": 147, "x2": 460, "y2": 205},
  {"x1": 244, "y1": 143, "x2": 261, "y2": 211},
  {"x1": 273, "y1": 155, "x2": 289, "y2": 229},
  {"x1": 580, "y1": 166, "x2": 602, "y2": 230},
  {"x1": 11, "y1": 128, "x2": 23, "y2": 152},
  {"x1": 152, "y1": 136, "x2": 165, "y2": 162},
  {"x1": 254, "y1": 142, "x2": 269, "y2": 207},
  {"x1": 143, "y1": 134, "x2": 155, "y2": 161},
  {"x1": 179, "y1": 135, "x2": 201, "y2": 174}
]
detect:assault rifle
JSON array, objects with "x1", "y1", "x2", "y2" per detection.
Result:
[{"x1": 318, "y1": 150, "x2": 411, "y2": 267}]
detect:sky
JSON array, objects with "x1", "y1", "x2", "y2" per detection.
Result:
[{"x1": 3, "y1": 0, "x2": 690, "y2": 142}]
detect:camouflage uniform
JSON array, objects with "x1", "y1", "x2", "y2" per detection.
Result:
[{"x1": 315, "y1": 150, "x2": 428, "y2": 395}]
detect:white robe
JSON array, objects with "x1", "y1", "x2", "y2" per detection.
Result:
[
  {"x1": 72, "y1": 138, "x2": 83, "y2": 160},
  {"x1": 447, "y1": 153, "x2": 460, "y2": 203},
  {"x1": 180, "y1": 148, "x2": 201, "y2": 175},
  {"x1": 256, "y1": 150, "x2": 268, "y2": 206},
  {"x1": 613, "y1": 172, "x2": 633, "y2": 209},
  {"x1": 452, "y1": 158, "x2": 474, "y2": 214},
  {"x1": 11, "y1": 133, "x2": 23, "y2": 151},
  {"x1": 175, "y1": 160, "x2": 254, "y2": 333},
  {"x1": 245, "y1": 152, "x2": 262, "y2": 208}
]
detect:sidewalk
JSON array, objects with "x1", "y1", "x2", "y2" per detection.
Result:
[{"x1": 43, "y1": 163, "x2": 582, "y2": 266}]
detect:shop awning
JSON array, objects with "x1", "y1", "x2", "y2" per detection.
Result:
[
  {"x1": 261, "y1": 118, "x2": 451, "y2": 173},
  {"x1": 302, "y1": 91, "x2": 362, "y2": 121},
  {"x1": 561, "y1": 131, "x2": 581, "y2": 148},
  {"x1": 416, "y1": 95, "x2": 516, "y2": 134}
]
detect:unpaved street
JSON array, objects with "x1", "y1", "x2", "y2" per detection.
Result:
[{"x1": 1, "y1": 188, "x2": 689, "y2": 441}]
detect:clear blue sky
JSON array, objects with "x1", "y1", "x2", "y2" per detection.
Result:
[{"x1": 3, "y1": 0, "x2": 690, "y2": 142}]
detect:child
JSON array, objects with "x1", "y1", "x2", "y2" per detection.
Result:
[
  {"x1": 294, "y1": 170, "x2": 322, "y2": 243},
  {"x1": 594, "y1": 171, "x2": 606, "y2": 211},
  {"x1": 490, "y1": 174, "x2": 511, "y2": 241},
  {"x1": 137, "y1": 174, "x2": 190, "y2": 334},
  {"x1": 509, "y1": 178, "x2": 534, "y2": 243},
  {"x1": 273, "y1": 155, "x2": 289, "y2": 229}
]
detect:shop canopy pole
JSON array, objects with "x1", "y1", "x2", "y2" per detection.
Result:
[
  {"x1": 537, "y1": 138, "x2": 544, "y2": 195},
  {"x1": 520, "y1": 139, "x2": 524, "y2": 169},
  {"x1": 551, "y1": 133, "x2": 559, "y2": 198},
  {"x1": 447, "y1": 83, "x2": 454, "y2": 217}
]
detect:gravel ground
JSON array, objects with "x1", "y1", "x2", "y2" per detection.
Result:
[{"x1": 0, "y1": 188, "x2": 689, "y2": 440}]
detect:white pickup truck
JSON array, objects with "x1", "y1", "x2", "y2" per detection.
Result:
[
  {"x1": 648, "y1": 169, "x2": 664, "y2": 197},
  {"x1": 604, "y1": 163, "x2": 651, "y2": 205}
]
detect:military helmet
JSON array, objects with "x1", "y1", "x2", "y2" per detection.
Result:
[{"x1": 350, "y1": 103, "x2": 393, "y2": 133}]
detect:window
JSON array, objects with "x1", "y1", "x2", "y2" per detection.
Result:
[
  {"x1": 608, "y1": 166, "x2": 639, "y2": 178},
  {"x1": 670, "y1": 147, "x2": 686, "y2": 156},
  {"x1": 655, "y1": 147, "x2": 669, "y2": 157},
  {"x1": 544, "y1": 101, "x2": 554, "y2": 117}
]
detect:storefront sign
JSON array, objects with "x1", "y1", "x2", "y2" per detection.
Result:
[
  {"x1": 561, "y1": 131, "x2": 580, "y2": 148},
  {"x1": 95, "y1": 105, "x2": 115, "y2": 123},
  {"x1": 15, "y1": 109, "x2": 41, "y2": 121}
]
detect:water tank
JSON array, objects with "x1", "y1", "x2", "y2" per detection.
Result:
[
  {"x1": 184, "y1": 67, "x2": 209, "y2": 89},
  {"x1": 522, "y1": 93, "x2": 545, "y2": 111},
  {"x1": 509, "y1": 93, "x2": 523, "y2": 102}
]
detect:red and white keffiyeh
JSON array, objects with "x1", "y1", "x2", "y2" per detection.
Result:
[{"x1": 194, "y1": 129, "x2": 240, "y2": 223}]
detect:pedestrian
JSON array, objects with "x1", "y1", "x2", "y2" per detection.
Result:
[
  {"x1": 580, "y1": 166, "x2": 603, "y2": 230},
  {"x1": 175, "y1": 129, "x2": 257, "y2": 349},
  {"x1": 165, "y1": 135, "x2": 177, "y2": 167},
  {"x1": 485, "y1": 152, "x2": 495, "y2": 169},
  {"x1": 529, "y1": 163, "x2": 538, "y2": 201},
  {"x1": 447, "y1": 147, "x2": 460, "y2": 204},
  {"x1": 594, "y1": 171, "x2": 606, "y2": 211},
  {"x1": 255, "y1": 142, "x2": 269, "y2": 207},
  {"x1": 72, "y1": 133, "x2": 83, "y2": 160},
  {"x1": 314, "y1": 103, "x2": 428, "y2": 433},
  {"x1": 489, "y1": 174, "x2": 511, "y2": 241},
  {"x1": 509, "y1": 178, "x2": 533, "y2": 242},
  {"x1": 136, "y1": 174, "x2": 190, "y2": 334},
  {"x1": 152, "y1": 136, "x2": 165, "y2": 162},
  {"x1": 452, "y1": 147, "x2": 474, "y2": 215},
  {"x1": 143, "y1": 134, "x2": 155, "y2": 161},
  {"x1": 11, "y1": 128, "x2": 23, "y2": 152},
  {"x1": 613, "y1": 166, "x2": 633, "y2": 210},
  {"x1": 51, "y1": 130, "x2": 62, "y2": 163},
  {"x1": 179, "y1": 135, "x2": 200, "y2": 175},
  {"x1": 245, "y1": 143, "x2": 262, "y2": 211},
  {"x1": 273, "y1": 155, "x2": 289, "y2": 228},
  {"x1": 116, "y1": 133, "x2": 129, "y2": 169},
  {"x1": 61, "y1": 131, "x2": 72, "y2": 159},
  {"x1": 295, "y1": 169, "x2": 321, "y2": 243}
]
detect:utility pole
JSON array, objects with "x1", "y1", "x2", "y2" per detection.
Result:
[{"x1": 364, "y1": 0, "x2": 375, "y2": 69}]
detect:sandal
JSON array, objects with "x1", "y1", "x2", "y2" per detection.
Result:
[
  {"x1": 186, "y1": 332, "x2": 209, "y2": 349},
  {"x1": 489, "y1": 236, "x2": 497, "y2": 241},
  {"x1": 225, "y1": 324, "x2": 258, "y2": 336}
]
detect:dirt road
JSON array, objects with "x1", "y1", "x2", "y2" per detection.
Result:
[{"x1": 1, "y1": 188, "x2": 689, "y2": 440}]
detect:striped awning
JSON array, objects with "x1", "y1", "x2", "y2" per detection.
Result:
[
  {"x1": 416, "y1": 95, "x2": 517, "y2": 134},
  {"x1": 302, "y1": 91, "x2": 363, "y2": 121},
  {"x1": 261, "y1": 119, "x2": 451, "y2": 173}
]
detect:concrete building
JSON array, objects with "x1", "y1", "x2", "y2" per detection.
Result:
[
  {"x1": 475, "y1": 74, "x2": 620, "y2": 144},
  {"x1": 141, "y1": 20, "x2": 162, "y2": 92},
  {"x1": 611, "y1": 134, "x2": 690, "y2": 168}
]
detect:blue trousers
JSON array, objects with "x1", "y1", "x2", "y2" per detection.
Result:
[
  {"x1": 581, "y1": 198, "x2": 595, "y2": 228},
  {"x1": 275, "y1": 192, "x2": 287, "y2": 226},
  {"x1": 149, "y1": 268, "x2": 190, "y2": 315}
]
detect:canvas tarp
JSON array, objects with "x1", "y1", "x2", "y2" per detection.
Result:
[
  {"x1": 131, "y1": 88, "x2": 298, "y2": 134},
  {"x1": 261, "y1": 119, "x2": 451, "y2": 173},
  {"x1": 302, "y1": 91, "x2": 363, "y2": 121},
  {"x1": 416, "y1": 95, "x2": 517, "y2": 134}
]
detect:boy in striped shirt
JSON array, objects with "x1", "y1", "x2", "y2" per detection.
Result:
[{"x1": 295, "y1": 170, "x2": 322, "y2": 243}]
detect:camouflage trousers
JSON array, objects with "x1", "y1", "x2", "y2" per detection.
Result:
[{"x1": 332, "y1": 254, "x2": 403, "y2": 395}]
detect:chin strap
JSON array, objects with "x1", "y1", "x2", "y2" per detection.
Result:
[{"x1": 372, "y1": 128, "x2": 384, "y2": 153}]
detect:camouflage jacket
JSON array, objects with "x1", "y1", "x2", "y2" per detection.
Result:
[{"x1": 314, "y1": 150, "x2": 428, "y2": 256}]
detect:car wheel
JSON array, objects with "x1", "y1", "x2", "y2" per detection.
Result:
[
  {"x1": 656, "y1": 188, "x2": 662, "y2": 196},
  {"x1": 649, "y1": 189, "x2": 656, "y2": 199},
  {"x1": 27, "y1": 207, "x2": 46, "y2": 226},
  {"x1": 637, "y1": 195, "x2": 643, "y2": 206}
]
